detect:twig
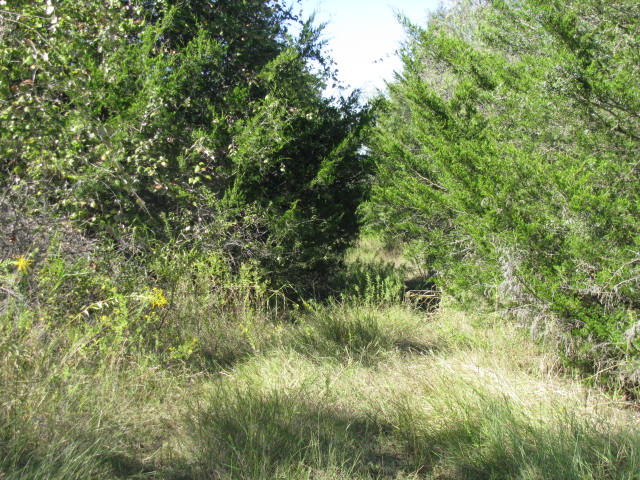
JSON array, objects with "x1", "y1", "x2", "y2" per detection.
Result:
[
  {"x1": 585, "y1": 363, "x2": 620, "y2": 381},
  {"x1": 0, "y1": 285, "x2": 20, "y2": 299}
]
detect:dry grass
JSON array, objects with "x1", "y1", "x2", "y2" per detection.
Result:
[{"x1": 3, "y1": 288, "x2": 640, "y2": 479}]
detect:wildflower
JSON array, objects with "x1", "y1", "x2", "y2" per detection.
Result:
[
  {"x1": 150, "y1": 288, "x2": 168, "y2": 308},
  {"x1": 14, "y1": 255, "x2": 33, "y2": 272}
]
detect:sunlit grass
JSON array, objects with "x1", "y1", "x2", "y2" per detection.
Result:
[{"x1": 3, "y1": 272, "x2": 640, "y2": 479}]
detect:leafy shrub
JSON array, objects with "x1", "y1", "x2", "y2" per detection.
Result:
[{"x1": 1, "y1": 0, "x2": 371, "y2": 294}]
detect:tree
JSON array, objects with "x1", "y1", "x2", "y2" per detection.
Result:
[
  {"x1": 366, "y1": 0, "x2": 640, "y2": 358},
  {"x1": 1, "y1": 0, "x2": 371, "y2": 293}
]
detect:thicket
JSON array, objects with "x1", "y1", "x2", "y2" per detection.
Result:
[
  {"x1": 3, "y1": 0, "x2": 640, "y2": 383},
  {"x1": 1, "y1": 3, "x2": 379, "y2": 474},
  {"x1": 366, "y1": 0, "x2": 640, "y2": 375},
  {"x1": 1, "y1": 0, "x2": 371, "y2": 295}
]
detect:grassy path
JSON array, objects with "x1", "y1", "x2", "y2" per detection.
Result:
[{"x1": 3, "y1": 301, "x2": 640, "y2": 479}]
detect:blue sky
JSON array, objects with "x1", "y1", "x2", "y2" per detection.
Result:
[{"x1": 294, "y1": 0, "x2": 443, "y2": 97}]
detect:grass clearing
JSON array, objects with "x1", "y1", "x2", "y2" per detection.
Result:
[
  {"x1": 177, "y1": 302, "x2": 640, "y2": 479},
  {"x1": 3, "y1": 291, "x2": 640, "y2": 479}
]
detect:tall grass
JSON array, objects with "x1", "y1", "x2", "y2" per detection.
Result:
[
  {"x1": 392, "y1": 372, "x2": 640, "y2": 479},
  {"x1": 189, "y1": 386, "x2": 383, "y2": 479},
  {"x1": 293, "y1": 302, "x2": 438, "y2": 365},
  {"x1": 2, "y1": 235, "x2": 640, "y2": 479}
]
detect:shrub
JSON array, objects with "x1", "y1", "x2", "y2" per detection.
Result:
[{"x1": 366, "y1": 0, "x2": 640, "y2": 371}]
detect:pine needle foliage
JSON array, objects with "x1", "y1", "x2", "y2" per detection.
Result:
[{"x1": 366, "y1": 0, "x2": 640, "y2": 368}]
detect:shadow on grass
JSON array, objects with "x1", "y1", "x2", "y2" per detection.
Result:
[
  {"x1": 185, "y1": 313, "x2": 291, "y2": 371},
  {"x1": 0, "y1": 418, "x2": 148, "y2": 480},
  {"x1": 394, "y1": 391, "x2": 640, "y2": 480},
  {"x1": 1, "y1": 400, "x2": 174, "y2": 480},
  {"x1": 190, "y1": 304, "x2": 441, "y2": 372},
  {"x1": 184, "y1": 386, "x2": 414, "y2": 480},
  {"x1": 291, "y1": 306, "x2": 440, "y2": 366}
]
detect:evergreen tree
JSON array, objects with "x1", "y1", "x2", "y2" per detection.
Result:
[{"x1": 367, "y1": 0, "x2": 640, "y2": 356}]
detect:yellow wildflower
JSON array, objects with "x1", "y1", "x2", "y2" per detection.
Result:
[
  {"x1": 14, "y1": 255, "x2": 33, "y2": 272},
  {"x1": 150, "y1": 288, "x2": 168, "y2": 308}
]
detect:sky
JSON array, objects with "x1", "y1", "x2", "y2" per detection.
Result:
[{"x1": 294, "y1": 0, "x2": 444, "y2": 97}]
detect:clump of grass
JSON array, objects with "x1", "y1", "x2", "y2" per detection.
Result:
[
  {"x1": 0, "y1": 432, "x2": 114, "y2": 480},
  {"x1": 391, "y1": 374, "x2": 640, "y2": 480},
  {"x1": 188, "y1": 386, "x2": 375, "y2": 479},
  {"x1": 143, "y1": 247, "x2": 295, "y2": 369},
  {"x1": 293, "y1": 302, "x2": 438, "y2": 364}
]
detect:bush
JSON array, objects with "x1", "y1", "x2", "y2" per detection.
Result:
[
  {"x1": 1, "y1": 0, "x2": 371, "y2": 294},
  {"x1": 366, "y1": 0, "x2": 640, "y2": 371}
]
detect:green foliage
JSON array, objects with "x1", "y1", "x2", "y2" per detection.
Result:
[
  {"x1": 0, "y1": 0, "x2": 370, "y2": 293},
  {"x1": 340, "y1": 259, "x2": 406, "y2": 307},
  {"x1": 366, "y1": 0, "x2": 640, "y2": 363},
  {"x1": 5, "y1": 1, "x2": 640, "y2": 477}
]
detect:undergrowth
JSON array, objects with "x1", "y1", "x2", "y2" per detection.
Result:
[{"x1": 2, "y1": 235, "x2": 640, "y2": 479}]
